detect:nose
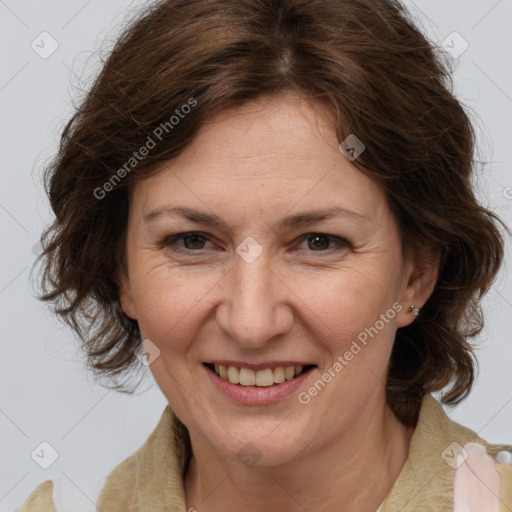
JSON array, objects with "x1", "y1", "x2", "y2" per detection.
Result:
[{"x1": 214, "y1": 250, "x2": 294, "y2": 349}]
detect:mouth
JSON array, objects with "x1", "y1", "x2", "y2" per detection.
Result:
[{"x1": 203, "y1": 362, "x2": 317, "y2": 387}]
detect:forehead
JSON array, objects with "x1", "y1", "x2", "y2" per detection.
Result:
[
  {"x1": 186, "y1": 93, "x2": 339, "y2": 172},
  {"x1": 130, "y1": 93, "x2": 386, "y2": 224}
]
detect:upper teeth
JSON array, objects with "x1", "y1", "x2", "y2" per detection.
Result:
[{"x1": 214, "y1": 364, "x2": 304, "y2": 386}]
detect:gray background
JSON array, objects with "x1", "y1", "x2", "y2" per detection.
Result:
[{"x1": 1, "y1": 0, "x2": 511, "y2": 510}]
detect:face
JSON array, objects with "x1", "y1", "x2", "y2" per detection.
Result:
[{"x1": 119, "y1": 93, "x2": 437, "y2": 467}]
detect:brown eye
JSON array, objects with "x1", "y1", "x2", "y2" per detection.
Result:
[
  {"x1": 306, "y1": 234, "x2": 331, "y2": 251},
  {"x1": 181, "y1": 233, "x2": 208, "y2": 250},
  {"x1": 161, "y1": 232, "x2": 212, "y2": 251},
  {"x1": 298, "y1": 233, "x2": 350, "y2": 253}
]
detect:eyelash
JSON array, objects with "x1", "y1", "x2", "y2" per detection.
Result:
[{"x1": 159, "y1": 231, "x2": 351, "y2": 255}]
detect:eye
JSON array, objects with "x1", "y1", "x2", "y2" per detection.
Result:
[
  {"x1": 160, "y1": 232, "x2": 213, "y2": 251},
  {"x1": 295, "y1": 233, "x2": 351, "y2": 253},
  {"x1": 159, "y1": 231, "x2": 351, "y2": 255}
]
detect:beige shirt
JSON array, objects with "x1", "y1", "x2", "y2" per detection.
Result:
[{"x1": 15, "y1": 394, "x2": 512, "y2": 511}]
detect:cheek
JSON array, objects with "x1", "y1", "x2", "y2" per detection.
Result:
[
  {"x1": 130, "y1": 267, "x2": 222, "y2": 353},
  {"x1": 289, "y1": 261, "x2": 400, "y2": 350}
]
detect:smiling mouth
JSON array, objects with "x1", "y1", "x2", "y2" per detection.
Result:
[{"x1": 203, "y1": 362, "x2": 316, "y2": 387}]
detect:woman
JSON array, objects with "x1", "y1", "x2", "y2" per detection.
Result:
[{"x1": 18, "y1": 0, "x2": 512, "y2": 510}]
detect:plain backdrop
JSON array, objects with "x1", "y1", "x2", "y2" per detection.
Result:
[{"x1": 1, "y1": 0, "x2": 511, "y2": 510}]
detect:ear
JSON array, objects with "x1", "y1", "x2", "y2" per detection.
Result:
[
  {"x1": 396, "y1": 245, "x2": 440, "y2": 328},
  {"x1": 116, "y1": 266, "x2": 138, "y2": 320}
]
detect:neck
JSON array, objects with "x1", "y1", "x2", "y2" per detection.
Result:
[{"x1": 184, "y1": 396, "x2": 415, "y2": 512}]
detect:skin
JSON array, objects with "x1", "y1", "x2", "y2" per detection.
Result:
[{"x1": 119, "y1": 92, "x2": 439, "y2": 512}]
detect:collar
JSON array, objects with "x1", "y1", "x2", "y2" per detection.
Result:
[
  {"x1": 22, "y1": 393, "x2": 511, "y2": 511},
  {"x1": 98, "y1": 393, "x2": 469, "y2": 510}
]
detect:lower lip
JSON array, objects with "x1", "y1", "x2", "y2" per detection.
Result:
[{"x1": 203, "y1": 364, "x2": 315, "y2": 405}]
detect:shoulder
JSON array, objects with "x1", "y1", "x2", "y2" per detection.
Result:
[
  {"x1": 14, "y1": 406, "x2": 179, "y2": 512},
  {"x1": 425, "y1": 395, "x2": 512, "y2": 510},
  {"x1": 457, "y1": 441, "x2": 512, "y2": 511},
  {"x1": 96, "y1": 454, "x2": 138, "y2": 509},
  {"x1": 13, "y1": 456, "x2": 139, "y2": 512},
  {"x1": 382, "y1": 394, "x2": 512, "y2": 511},
  {"x1": 13, "y1": 481, "x2": 56, "y2": 512},
  {"x1": 96, "y1": 404, "x2": 188, "y2": 510}
]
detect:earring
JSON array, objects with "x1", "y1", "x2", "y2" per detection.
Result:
[{"x1": 408, "y1": 305, "x2": 420, "y2": 317}]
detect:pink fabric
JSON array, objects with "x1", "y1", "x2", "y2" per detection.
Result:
[{"x1": 453, "y1": 442, "x2": 500, "y2": 512}]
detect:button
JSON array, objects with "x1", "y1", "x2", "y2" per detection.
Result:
[{"x1": 495, "y1": 450, "x2": 512, "y2": 465}]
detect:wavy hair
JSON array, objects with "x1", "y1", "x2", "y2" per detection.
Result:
[{"x1": 35, "y1": 0, "x2": 507, "y2": 427}]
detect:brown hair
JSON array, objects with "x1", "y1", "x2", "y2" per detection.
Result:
[{"x1": 35, "y1": 0, "x2": 507, "y2": 427}]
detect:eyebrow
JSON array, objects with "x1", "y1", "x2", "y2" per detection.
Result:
[{"x1": 144, "y1": 205, "x2": 371, "y2": 233}]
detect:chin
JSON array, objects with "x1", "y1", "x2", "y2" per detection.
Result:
[{"x1": 196, "y1": 417, "x2": 313, "y2": 468}]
